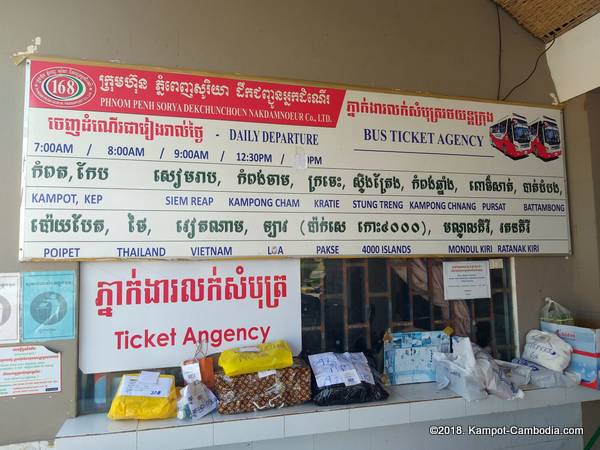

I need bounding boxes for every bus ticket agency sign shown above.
[19,58,570,260]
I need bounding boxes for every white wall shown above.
[546,13,600,101]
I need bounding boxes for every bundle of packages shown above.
[214,341,311,414]
[505,329,579,388]
[307,352,388,406]
[540,320,598,388]
[108,372,177,420]
[433,337,523,401]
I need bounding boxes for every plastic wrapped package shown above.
[214,357,311,414]
[472,345,523,400]
[434,357,487,401]
[434,338,523,401]
[511,358,579,388]
[495,360,531,386]
[383,330,450,384]
[108,374,177,420]
[433,338,487,401]
[522,329,572,372]
[218,340,293,377]
[308,352,389,406]
[540,297,574,325]
[176,380,218,420]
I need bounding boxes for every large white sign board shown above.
[20,58,570,260]
[79,259,301,373]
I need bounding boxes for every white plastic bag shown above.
[540,297,574,325]
[433,338,487,401]
[435,338,523,401]
[522,329,572,372]
[472,344,523,400]
[495,360,531,386]
[511,358,578,388]
[176,381,217,420]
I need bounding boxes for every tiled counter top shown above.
[52,384,600,450]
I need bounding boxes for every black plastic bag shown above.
[306,352,389,406]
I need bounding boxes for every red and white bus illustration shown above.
[489,113,531,159]
[528,116,562,160]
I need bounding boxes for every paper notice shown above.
[119,374,171,398]
[0,345,61,396]
[138,370,160,384]
[181,362,202,384]
[0,273,19,344]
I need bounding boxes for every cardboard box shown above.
[540,321,600,389]
[384,331,450,384]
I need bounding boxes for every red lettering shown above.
[182,326,197,345]
[94,268,287,318]
[247,327,259,340]
[169,327,176,346]
[131,334,142,349]
[260,326,270,343]
[156,332,169,347]
[115,330,127,349]
[223,328,235,342]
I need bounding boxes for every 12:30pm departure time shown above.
[236,152,273,163]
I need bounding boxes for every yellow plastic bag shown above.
[108,374,177,420]
[218,340,293,376]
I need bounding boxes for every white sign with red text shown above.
[442,260,491,300]
[20,58,570,260]
[79,259,301,373]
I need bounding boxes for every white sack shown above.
[522,329,572,372]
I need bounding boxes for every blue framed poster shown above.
[21,271,76,341]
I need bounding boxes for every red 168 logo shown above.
[31,66,96,107]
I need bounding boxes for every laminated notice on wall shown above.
[21,271,76,342]
[0,273,20,344]
[0,345,61,397]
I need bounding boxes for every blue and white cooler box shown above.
[384,331,450,385]
[540,321,600,390]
